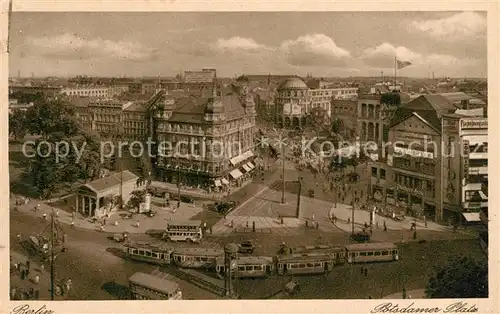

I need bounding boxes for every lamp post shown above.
[281,136,286,204]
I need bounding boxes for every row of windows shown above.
[174,255,214,262]
[129,249,169,259]
[278,262,324,269]
[349,250,397,257]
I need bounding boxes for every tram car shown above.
[171,247,224,269]
[215,256,274,278]
[291,245,346,266]
[275,252,336,275]
[345,242,399,263]
[122,241,174,266]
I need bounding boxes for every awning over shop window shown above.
[214,180,222,187]
[230,169,243,179]
[242,164,251,172]
[229,150,254,165]
[246,162,255,169]
[479,191,488,200]
[221,178,229,185]
[463,212,481,222]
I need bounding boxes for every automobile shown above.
[237,240,255,254]
[145,210,157,217]
[113,232,129,243]
[215,201,237,214]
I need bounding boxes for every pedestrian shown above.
[136,221,140,228]
[34,275,40,284]
[56,210,59,217]
[17,233,22,242]
[348,217,350,224]
[40,264,44,271]
[104,218,107,226]
[383,221,387,232]
[42,213,47,220]
[209,226,213,234]
[424,216,428,228]
[114,220,119,227]
[312,213,315,221]
[413,231,417,240]
[26,260,30,272]
[70,219,75,228]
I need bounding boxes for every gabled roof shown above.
[404,94,456,114]
[389,107,441,132]
[440,92,472,103]
[84,170,138,194]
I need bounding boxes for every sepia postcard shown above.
[1,1,498,313]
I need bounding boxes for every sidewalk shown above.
[10,250,69,300]
[11,195,205,234]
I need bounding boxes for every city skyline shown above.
[9,11,487,78]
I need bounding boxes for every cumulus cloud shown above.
[360,42,421,68]
[410,12,486,39]
[214,36,269,51]
[280,34,351,67]
[24,33,159,62]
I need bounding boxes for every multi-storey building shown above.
[274,77,310,129]
[61,86,110,98]
[108,85,130,97]
[372,94,457,222]
[357,95,384,144]
[123,103,148,141]
[331,99,358,139]
[9,84,62,97]
[151,85,257,191]
[441,113,487,223]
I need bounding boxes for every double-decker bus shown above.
[171,247,223,269]
[163,220,203,243]
[345,242,399,263]
[275,252,335,275]
[128,272,182,300]
[215,256,274,278]
[122,241,174,266]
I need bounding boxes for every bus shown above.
[171,247,223,269]
[122,241,174,266]
[345,242,399,264]
[215,256,274,278]
[163,220,203,243]
[129,272,182,300]
[275,252,335,275]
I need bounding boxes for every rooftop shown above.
[344,242,397,251]
[84,170,138,193]
[172,247,224,256]
[277,77,309,90]
[129,272,179,293]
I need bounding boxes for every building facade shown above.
[357,95,384,144]
[61,86,110,98]
[331,99,358,139]
[274,77,310,129]
[441,114,488,223]
[150,86,257,191]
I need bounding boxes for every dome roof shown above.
[277,77,308,90]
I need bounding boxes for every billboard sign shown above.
[283,103,291,115]
[291,104,302,115]
[460,118,487,135]
[463,140,470,184]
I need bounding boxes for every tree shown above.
[426,256,488,298]
[9,110,27,141]
[330,118,342,135]
[127,189,147,210]
[380,92,401,106]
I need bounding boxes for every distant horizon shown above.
[9,12,487,78]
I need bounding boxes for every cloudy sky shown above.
[9,11,487,78]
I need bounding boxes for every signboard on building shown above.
[442,117,460,135]
[460,118,488,135]
[394,146,434,159]
[283,103,291,115]
[291,104,301,115]
[463,140,470,184]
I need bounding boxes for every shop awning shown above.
[463,212,481,222]
[246,161,255,169]
[229,150,254,165]
[229,169,243,179]
[221,178,229,185]
[214,179,222,187]
[479,191,488,200]
[242,164,251,172]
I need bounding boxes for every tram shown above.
[345,242,399,263]
[122,241,174,266]
[163,220,203,243]
[215,256,274,278]
[171,247,224,269]
[275,252,336,275]
[291,245,346,265]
